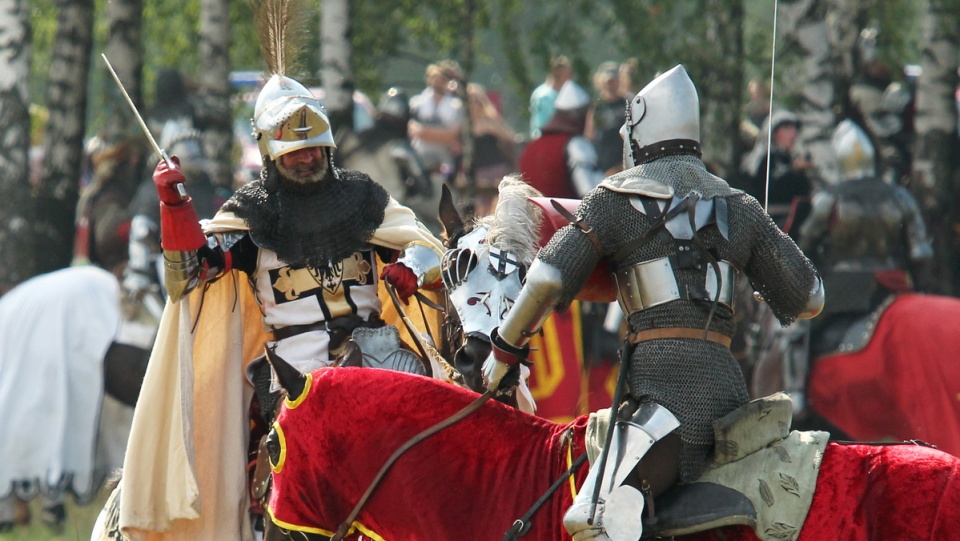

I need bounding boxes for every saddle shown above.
[336,325,463,385]
[588,393,828,541]
[338,325,431,376]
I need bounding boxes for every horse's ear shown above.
[264,346,307,402]
[438,184,465,247]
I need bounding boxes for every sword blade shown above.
[100,54,186,199]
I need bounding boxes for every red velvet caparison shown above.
[268,367,960,540]
[808,293,960,457]
[268,367,591,541]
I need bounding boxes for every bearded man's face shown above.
[276,146,328,184]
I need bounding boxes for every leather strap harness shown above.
[629,326,732,348]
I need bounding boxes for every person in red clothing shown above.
[518,80,605,199]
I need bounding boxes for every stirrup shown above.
[564,485,646,541]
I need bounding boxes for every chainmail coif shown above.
[223,164,390,269]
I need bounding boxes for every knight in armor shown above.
[798,119,932,360]
[73,136,145,274]
[484,65,824,541]
[117,66,444,538]
[154,71,444,412]
[337,87,441,234]
[518,80,606,199]
[123,119,227,304]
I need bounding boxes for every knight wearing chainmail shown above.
[154,73,444,419]
[483,65,824,541]
[115,4,445,538]
[798,119,931,359]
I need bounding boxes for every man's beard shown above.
[276,156,329,184]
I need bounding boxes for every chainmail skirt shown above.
[628,339,750,482]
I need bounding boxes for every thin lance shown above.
[100,53,186,200]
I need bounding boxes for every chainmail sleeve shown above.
[536,190,608,306]
[734,194,817,326]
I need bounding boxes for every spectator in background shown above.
[409,62,463,183]
[741,79,771,148]
[467,83,518,216]
[849,26,893,121]
[618,57,639,99]
[519,80,604,199]
[529,55,572,139]
[741,109,815,236]
[585,61,627,175]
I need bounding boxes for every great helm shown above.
[620,64,700,168]
[832,119,876,181]
[253,74,336,161]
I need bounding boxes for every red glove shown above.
[381,263,418,303]
[153,156,207,251]
[153,156,186,205]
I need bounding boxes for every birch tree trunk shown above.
[199,0,233,187]
[699,0,745,178]
[34,0,94,275]
[778,0,838,185]
[104,0,144,139]
[321,0,353,135]
[912,0,959,294]
[824,0,863,113]
[0,0,32,291]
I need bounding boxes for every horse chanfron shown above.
[439,176,543,409]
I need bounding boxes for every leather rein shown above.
[330,386,497,541]
[330,284,493,541]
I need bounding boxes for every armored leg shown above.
[564,402,680,541]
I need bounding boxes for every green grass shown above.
[0,487,110,541]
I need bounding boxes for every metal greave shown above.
[563,403,680,541]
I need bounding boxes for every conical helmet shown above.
[253,74,336,161]
[553,80,590,111]
[832,119,875,181]
[620,65,700,168]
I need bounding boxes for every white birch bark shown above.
[0,0,32,288]
[321,0,354,133]
[199,0,233,186]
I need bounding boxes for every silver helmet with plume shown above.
[253,75,335,161]
[251,0,335,162]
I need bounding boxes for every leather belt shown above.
[272,321,330,341]
[629,327,732,348]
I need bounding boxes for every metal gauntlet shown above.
[395,241,442,288]
[497,259,564,349]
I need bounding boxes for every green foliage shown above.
[0,487,111,541]
[871,1,922,69]
[25,0,940,141]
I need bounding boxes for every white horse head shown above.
[440,175,542,405]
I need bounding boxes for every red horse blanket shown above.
[268,368,960,541]
[684,441,960,540]
[808,293,960,457]
[268,367,590,541]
